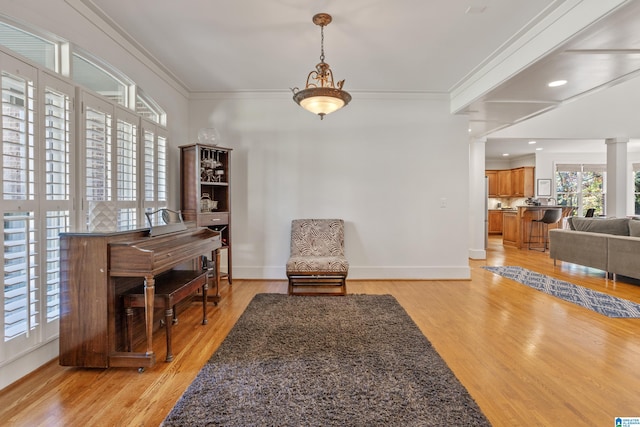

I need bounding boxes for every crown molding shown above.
[65,0,190,97]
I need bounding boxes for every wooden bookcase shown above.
[180,144,232,283]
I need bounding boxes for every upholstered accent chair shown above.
[286,219,349,295]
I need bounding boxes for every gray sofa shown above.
[549,217,640,281]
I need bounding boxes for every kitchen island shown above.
[503,205,574,249]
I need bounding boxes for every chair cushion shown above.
[286,255,349,275]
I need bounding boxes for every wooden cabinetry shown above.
[502,206,570,249]
[180,144,232,283]
[497,170,512,197]
[487,167,535,197]
[486,170,498,197]
[488,210,504,234]
[511,167,534,197]
[502,211,518,247]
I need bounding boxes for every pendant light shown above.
[291,13,352,120]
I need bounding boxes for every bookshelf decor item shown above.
[197,127,221,146]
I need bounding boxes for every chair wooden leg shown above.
[287,275,347,296]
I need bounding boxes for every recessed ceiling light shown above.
[528,140,536,144]
[536,147,543,151]
[548,80,567,87]
[502,153,509,157]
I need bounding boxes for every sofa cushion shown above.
[570,217,630,236]
[629,219,640,237]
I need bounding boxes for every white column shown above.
[469,137,487,259]
[605,137,628,217]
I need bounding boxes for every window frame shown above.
[555,163,606,216]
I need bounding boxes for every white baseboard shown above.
[1,339,58,391]
[234,265,471,280]
[468,248,487,259]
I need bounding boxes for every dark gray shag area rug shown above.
[161,293,491,426]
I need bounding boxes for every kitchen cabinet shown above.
[486,170,498,197]
[497,170,512,197]
[512,167,534,197]
[502,211,518,246]
[488,210,504,234]
[503,206,571,249]
[180,143,233,283]
[488,167,535,197]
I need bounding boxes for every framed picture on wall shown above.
[537,179,551,196]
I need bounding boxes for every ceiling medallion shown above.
[291,13,352,120]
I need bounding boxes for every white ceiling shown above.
[88,0,560,92]
[84,0,640,160]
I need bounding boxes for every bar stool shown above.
[528,209,563,252]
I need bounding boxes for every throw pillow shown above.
[629,219,640,237]
[571,217,630,235]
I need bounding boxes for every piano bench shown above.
[122,269,209,362]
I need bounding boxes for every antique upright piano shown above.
[59,225,221,369]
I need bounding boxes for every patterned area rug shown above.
[483,266,640,318]
[162,294,491,426]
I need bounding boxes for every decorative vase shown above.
[197,127,220,146]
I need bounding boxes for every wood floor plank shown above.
[1,236,639,426]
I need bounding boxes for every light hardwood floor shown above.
[1,236,639,426]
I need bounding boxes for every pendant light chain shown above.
[320,24,325,63]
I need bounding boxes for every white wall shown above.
[190,92,471,279]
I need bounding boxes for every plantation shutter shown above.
[1,60,39,355]
[42,76,73,334]
[115,109,138,230]
[141,120,167,225]
[83,93,113,231]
